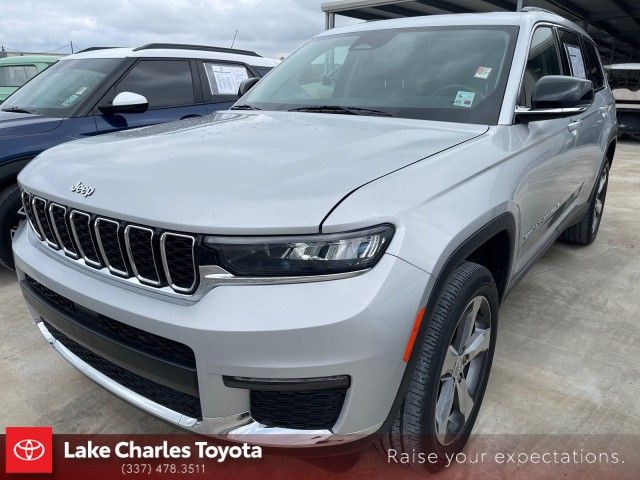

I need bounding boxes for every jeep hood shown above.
[19,111,486,234]
[0,110,63,139]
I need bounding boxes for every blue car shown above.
[0,44,276,268]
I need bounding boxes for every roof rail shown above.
[77,47,121,53]
[521,6,557,15]
[132,43,261,57]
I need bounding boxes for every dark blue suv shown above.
[0,43,275,268]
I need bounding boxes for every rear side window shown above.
[114,60,195,108]
[203,62,250,96]
[558,30,587,79]
[520,27,562,107]
[0,64,37,87]
[582,39,605,89]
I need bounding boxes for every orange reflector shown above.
[403,306,426,363]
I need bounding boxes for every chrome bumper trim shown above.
[36,321,351,446]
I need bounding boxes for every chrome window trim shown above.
[32,196,60,249]
[160,232,197,294]
[94,217,129,278]
[124,225,162,287]
[47,203,79,259]
[69,210,103,269]
[514,105,588,116]
[21,191,43,241]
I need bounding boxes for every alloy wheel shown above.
[592,165,609,234]
[435,296,492,446]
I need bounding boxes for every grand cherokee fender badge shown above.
[70,181,95,197]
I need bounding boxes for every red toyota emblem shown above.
[5,427,53,473]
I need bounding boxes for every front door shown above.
[512,26,583,272]
[94,59,207,133]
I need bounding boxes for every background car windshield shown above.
[2,58,119,116]
[607,67,640,91]
[240,26,517,124]
[0,65,37,87]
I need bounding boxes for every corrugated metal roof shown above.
[321,0,640,63]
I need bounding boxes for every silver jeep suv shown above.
[14,11,616,461]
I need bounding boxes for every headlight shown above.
[203,224,394,277]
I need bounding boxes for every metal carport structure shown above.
[321,0,640,63]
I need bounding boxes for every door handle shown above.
[568,120,581,132]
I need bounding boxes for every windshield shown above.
[1,58,120,116]
[0,65,38,87]
[607,68,640,92]
[238,26,518,124]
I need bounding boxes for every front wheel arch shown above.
[378,212,515,435]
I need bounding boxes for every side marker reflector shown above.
[403,306,426,363]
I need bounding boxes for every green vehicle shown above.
[0,55,59,102]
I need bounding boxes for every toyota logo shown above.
[13,439,46,462]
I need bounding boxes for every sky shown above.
[0,0,361,59]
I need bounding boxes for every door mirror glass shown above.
[516,75,594,122]
[238,77,260,97]
[100,91,149,114]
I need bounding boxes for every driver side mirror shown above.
[99,91,149,114]
[516,76,594,122]
[238,77,260,97]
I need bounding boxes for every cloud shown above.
[0,0,361,59]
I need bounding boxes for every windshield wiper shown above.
[231,104,261,110]
[1,106,37,114]
[288,105,392,117]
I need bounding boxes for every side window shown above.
[114,60,195,109]
[253,66,273,77]
[0,64,37,87]
[557,30,587,79]
[582,39,605,89]
[203,62,250,97]
[520,27,562,107]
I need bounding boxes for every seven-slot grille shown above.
[21,191,198,294]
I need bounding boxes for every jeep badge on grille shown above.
[70,181,95,197]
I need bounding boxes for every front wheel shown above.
[0,183,25,270]
[379,262,499,470]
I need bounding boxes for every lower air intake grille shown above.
[250,388,347,430]
[44,321,202,419]
[26,276,75,314]
[25,276,196,367]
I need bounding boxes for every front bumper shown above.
[14,224,430,445]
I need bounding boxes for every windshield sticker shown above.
[474,66,492,79]
[454,91,475,108]
[61,94,79,107]
[75,86,88,96]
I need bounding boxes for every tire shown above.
[377,262,499,471]
[559,161,609,246]
[0,183,24,270]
